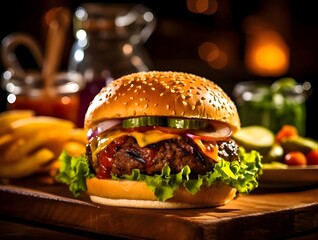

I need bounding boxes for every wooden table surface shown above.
[0,178,318,240]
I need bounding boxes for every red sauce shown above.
[96,136,159,179]
[10,95,80,125]
[96,150,113,179]
[96,137,126,179]
[144,148,157,170]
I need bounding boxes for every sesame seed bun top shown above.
[84,71,241,132]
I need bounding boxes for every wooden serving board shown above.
[0,179,318,240]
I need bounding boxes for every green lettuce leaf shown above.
[55,147,263,201]
[55,151,94,197]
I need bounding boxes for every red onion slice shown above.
[186,121,232,141]
[87,119,122,140]
[97,119,122,134]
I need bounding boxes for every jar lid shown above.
[2,70,84,96]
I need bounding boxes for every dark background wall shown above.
[1,0,317,138]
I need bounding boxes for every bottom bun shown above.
[86,178,237,209]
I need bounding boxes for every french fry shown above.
[38,158,60,173]
[10,116,75,138]
[0,133,17,154]
[0,110,87,180]
[0,148,55,179]
[2,138,26,163]
[3,129,70,163]
[63,141,86,156]
[68,128,88,144]
[0,110,35,135]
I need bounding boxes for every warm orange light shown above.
[255,45,286,71]
[198,42,219,61]
[61,96,71,105]
[198,41,228,69]
[187,0,218,15]
[245,30,289,76]
[208,50,228,69]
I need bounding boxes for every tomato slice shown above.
[186,132,230,142]
[186,122,232,141]
[154,126,189,135]
[122,126,154,133]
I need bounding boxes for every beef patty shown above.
[87,136,239,178]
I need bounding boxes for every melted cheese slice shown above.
[95,129,181,156]
[93,129,219,162]
[192,138,219,162]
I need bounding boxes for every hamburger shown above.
[56,71,262,208]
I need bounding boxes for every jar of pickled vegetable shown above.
[232,78,312,135]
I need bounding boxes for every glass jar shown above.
[68,3,156,126]
[232,79,312,135]
[1,70,84,124]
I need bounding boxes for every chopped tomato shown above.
[122,126,154,133]
[284,151,307,166]
[275,125,299,143]
[154,126,188,135]
[306,149,318,165]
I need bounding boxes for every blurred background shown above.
[1,0,317,138]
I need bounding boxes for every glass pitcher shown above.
[68,3,156,127]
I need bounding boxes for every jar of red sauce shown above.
[1,70,84,126]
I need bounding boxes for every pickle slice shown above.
[232,126,274,155]
[167,118,208,129]
[280,136,318,154]
[122,117,165,128]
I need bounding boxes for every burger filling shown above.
[56,118,263,200]
[86,118,239,180]
[86,135,239,179]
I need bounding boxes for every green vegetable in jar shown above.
[234,78,311,135]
